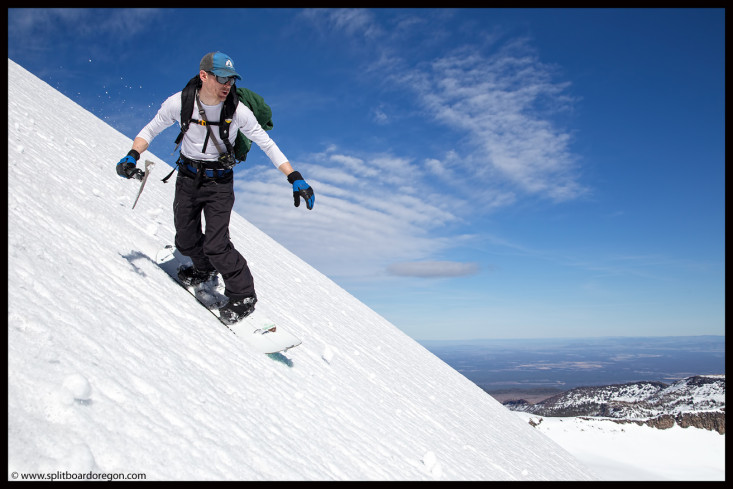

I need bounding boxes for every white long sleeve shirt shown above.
[136,91,288,166]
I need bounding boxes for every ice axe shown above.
[132,160,155,209]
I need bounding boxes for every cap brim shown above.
[211,68,242,80]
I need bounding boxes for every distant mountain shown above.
[504,375,725,434]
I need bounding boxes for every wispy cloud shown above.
[9,8,163,82]
[299,9,586,204]
[387,261,479,278]
[300,8,383,41]
[387,40,586,203]
[9,8,158,43]
[232,146,470,281]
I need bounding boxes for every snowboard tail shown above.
[155,245,301,354]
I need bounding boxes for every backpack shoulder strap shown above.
[172,75,202,151]
[180,75,202,129]
[218,87,239,147]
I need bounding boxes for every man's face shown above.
[200,70,233,102]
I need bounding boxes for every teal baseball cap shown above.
[199,51,242,80]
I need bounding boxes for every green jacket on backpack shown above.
[234,87,274,162]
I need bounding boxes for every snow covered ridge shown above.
[8,57,597,480]
[504,375,725,434]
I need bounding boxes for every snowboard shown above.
[155,245,301,354]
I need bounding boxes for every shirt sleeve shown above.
[233,104,289,168]
[135,92,181,144]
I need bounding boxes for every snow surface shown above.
[515,414,725,481]
[7,58,596,481]
[7,57,723,481]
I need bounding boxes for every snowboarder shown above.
[116,51,315,325]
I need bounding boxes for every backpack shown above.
[174,75,274,164]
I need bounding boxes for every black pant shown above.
[173,170,255,301]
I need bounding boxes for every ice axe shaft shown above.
[132,160,155,209]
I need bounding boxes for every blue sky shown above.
[8,8,725,340]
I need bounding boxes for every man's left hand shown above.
[287,171,315,210]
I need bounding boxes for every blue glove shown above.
[287,171,315,210]
[116,150,144,180]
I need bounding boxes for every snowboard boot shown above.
[218,296,257,325]
[177,265,218,286]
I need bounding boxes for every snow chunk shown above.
[322,345,336,364]
[62,374,92,402]
[421,450,443,478]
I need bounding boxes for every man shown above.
[116,51,314,325]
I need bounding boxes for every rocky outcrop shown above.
[579,411,725,434]
[506,375,725,434]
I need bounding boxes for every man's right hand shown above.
[116,150,144,180]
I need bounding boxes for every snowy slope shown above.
[515,414,725,481]
[7,58,596,481]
